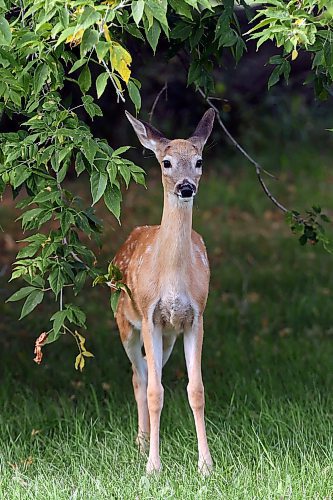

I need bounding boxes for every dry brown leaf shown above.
[33,332,48,365]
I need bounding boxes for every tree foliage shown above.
[0,0,332,367]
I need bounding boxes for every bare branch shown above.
[197,88,301,219]
[255,168,289,214]
[198,88,276,179]
[148,83,168,125]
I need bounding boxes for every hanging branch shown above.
[198,88,333,252]
[197,88,294,215]
[141,83,168,157]
[198,89,277,180]
[148,83,168,125]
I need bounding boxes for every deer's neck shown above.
[156,192,193,275]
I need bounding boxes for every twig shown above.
[102,60,125,103]
[142,83,168,155]
[255,169,288,214]
[148,83,168,124]
[198,88,300,219]
[59,287,63,311]
[198,88,276,179]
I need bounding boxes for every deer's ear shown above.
[189,108,215,150]
[125,111,168,153]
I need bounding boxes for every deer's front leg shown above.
[142,318,163,474]
[184,315,213,475]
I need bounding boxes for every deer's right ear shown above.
[125,111,168,153]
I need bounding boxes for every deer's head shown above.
[125,109,215,203]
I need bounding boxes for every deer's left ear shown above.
[189,108,215,150]
[125,111,168,153]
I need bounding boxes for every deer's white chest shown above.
[153,287,195,333]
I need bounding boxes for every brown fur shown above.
[111,109,215,474]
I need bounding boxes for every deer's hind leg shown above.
[117,310,149,453]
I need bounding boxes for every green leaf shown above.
[119,164,131,187]
[19,290,44,319]
[320,214,331,223]
[51,310,68,336]
[49,266,65,297]
[81,28,99,57]
[146,0,168,27]
[77,5,101,30]
[268,65,283,89]
[0,16,12,46]
[34,63,50,94]
[125,23,145,41]
[45,329,61,344]
[82,138,98,164]
[68,304,86,327]
[13,168,31,189]
[96,72,109,99]
[145,19,161,53]
[104,183,122,221]
[170,0,193,19]
[187,60,201,85]
[107,161,117,185]
[57,161,69,183]
[132,171,146,186]
[113,146,131,156]
[7,286,36,302]
[74,271,87,295]
[60,210,73,234]
[75,152,86,176]
[32,189,58,204]
[95,41,110,61]
[78,65,92,93]
[17,239,43,258]
[82,95,103,119]
[110,290,121,315]
[132,0,145,25]
[69,58,87,74]
[59,7,69,28]
[90,170,108,205]
[20,208,44,228]
[127,81,141,113]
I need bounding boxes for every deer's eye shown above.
[196,159,203,168]
[163,160,172,168]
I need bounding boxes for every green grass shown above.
[0,130,333,498]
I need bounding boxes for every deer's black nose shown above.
[176,181,196,199]
[180,187,194,198]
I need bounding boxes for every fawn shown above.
[113,109,215,474]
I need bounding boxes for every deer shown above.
[112,108,215,475]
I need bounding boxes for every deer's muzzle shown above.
[175,180,196,199]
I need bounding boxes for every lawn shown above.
[0,117,332,499]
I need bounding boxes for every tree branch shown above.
[148,83,168,125]
[198,88,276,179]
[198,88,298,218]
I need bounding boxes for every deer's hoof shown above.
[146,459,162,475]
[198,457,213,476]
